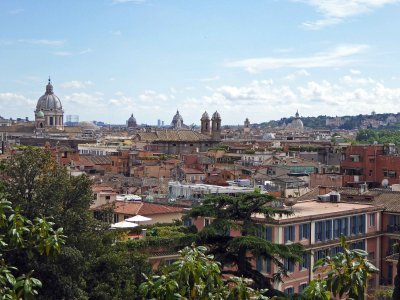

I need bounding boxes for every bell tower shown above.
[211,111,221,140]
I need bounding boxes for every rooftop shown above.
[253,199,379,223]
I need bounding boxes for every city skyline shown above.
[1,0,400,124]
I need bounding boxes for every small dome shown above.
[79,121,99,130]
[212,111,221,120]
[127,113,137,128]
[35,110,44,118]
[201,111,209,120]
[128,113,136,122]
[36,79,63,111]
[171,110,184,128]
[288,110,304,131]
[172,110,183,122]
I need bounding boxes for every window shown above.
[315,221,323,242]
[315,220,332,242]
[358,215,365,233]
[183,218,193,226]
[204,218,210,227]
[350,240,365,250]
[284,225,295,243]
[314,249,329,261]
[266,227,273,241]
[105,195,110,200]
[331,246,343,256]
[368,252,375,260]
[369,213,375,227]
[299,223,310,240]
[284,258,295,273]
[255,256,271,273]
[383,169,396,177]
[325,220,332,240]
[300,253,310,270]
[334,218,348,238]
[299,283,308,293]
[284,287,294,295]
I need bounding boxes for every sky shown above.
[1,0,400,125]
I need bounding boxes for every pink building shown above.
[192,187,385,296]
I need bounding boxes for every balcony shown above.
[387,224,400,234]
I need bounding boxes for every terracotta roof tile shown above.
[113,201,184,216]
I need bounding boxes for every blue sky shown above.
[1,0,400,125]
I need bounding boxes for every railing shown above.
[387,224,400,233]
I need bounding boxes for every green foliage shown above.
[372,287,393,300]
[244,149,256,154]
[125,234,197,252]
[0,198,65,299]
[208,144,229,152]
[311,235,379,300]
[140,244,270,300]
[301,279,330,300]
[356,129,400,145]
[0,147,150,299]
[189,193,304,296]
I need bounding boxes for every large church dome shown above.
[36,79,63,111]
[288,110,304,131]
[34,78,64,130]
[171,110,184,129]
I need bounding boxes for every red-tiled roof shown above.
[113,201,184,216]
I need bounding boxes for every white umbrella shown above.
[125,215,152,222]
[111,220,139,229]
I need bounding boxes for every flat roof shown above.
[253,200,378,223]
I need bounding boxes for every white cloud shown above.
[183,75,400,123]
[226,44,368,73]
[18,39,65,46]
[61,80,94,89]
[298,0,400,29]
[341,75,375,85]
[51,48,92,56]
[200,75,220,82]
[0,93,35,116]
[350,69,362,75]
[284,69,310,80]
[302,18,341,30]
[138,90,174,103]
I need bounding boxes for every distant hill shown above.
[256,112,400,130]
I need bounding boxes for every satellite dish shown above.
[382,179,389,188]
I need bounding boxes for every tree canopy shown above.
[0,147,151,299]
[0,198,65,299]
[189,192,304,297]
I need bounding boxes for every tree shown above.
[0,198,65,299]
[311,235,379,300]
[0,147,150,299]
[392,243,400,300]
[140,244,269,300]
[189,192,304,297]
